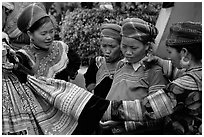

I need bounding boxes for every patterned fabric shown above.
[159,59,186,82]
[2,69,42,135]
[102,67,202,134]
[103,90,174,121]
[18,41,69,78]
[84,56,120,98]
[121,18,158,43]
[122,100,143,121]
[27,75,93,134]
[3,69,94,135]
[101,23,121,42]
[95,56,118,86]
[166,21,202,46]
[163,68,202,134]
[172,67,202,91]
[106,60,168,101]
[146,89,175,119]
[104,59,168,134]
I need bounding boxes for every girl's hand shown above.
[99,120,122,129]
[140,54,159,69]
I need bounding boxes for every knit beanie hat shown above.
[166,21,202,46]
[17,3,49,33]
[101,23,122,42]
[121,18,158,43]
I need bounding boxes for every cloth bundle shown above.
[2,69,93,135]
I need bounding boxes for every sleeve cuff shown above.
[147,89,174,119]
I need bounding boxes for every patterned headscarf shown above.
[17,3,49,33]
[101,23,121,42]
[121,18,158,44]
[166,21,202,46]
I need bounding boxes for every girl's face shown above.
[101,37,121,63]
[29,21,55,50]
[166,46,182,69]
[121,37,148,64]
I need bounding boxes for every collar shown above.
[31,43,51,52]
[121,58,144,72]
[132,61,142,72]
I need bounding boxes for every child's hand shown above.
[140,54,159,69]
[86,83,96,93]
[100,121,126,134]
[142,54,158,63]
[99,120,122,129]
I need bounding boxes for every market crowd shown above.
[2,2,202,135]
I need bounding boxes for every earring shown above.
[180,57,190,68]
[30,38,34,44]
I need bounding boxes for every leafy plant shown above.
[60,2,162,66]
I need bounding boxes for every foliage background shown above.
[58,2,162,66]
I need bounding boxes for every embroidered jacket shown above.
[102,66,202,135]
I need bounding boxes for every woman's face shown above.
[121,37,148,64]
[29,21,55,50]
[166,46,182,69]
[101,37,121,63]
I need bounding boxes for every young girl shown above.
[103,18,169,134]
[12,3,79,82]
[84,23,123,98]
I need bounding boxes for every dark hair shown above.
[168,42,202,61]
[28,16,52,33]
[166,21,202,61]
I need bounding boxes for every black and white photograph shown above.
[2,1,202,135]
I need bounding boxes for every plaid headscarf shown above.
[101,23,122,42]
[166,21,202,46]
[121,18,158,43]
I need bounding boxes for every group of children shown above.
[84,18,202,134]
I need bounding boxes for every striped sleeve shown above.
[160,59,173,78]
[146,89,175,119]
[102,89,176,122]
[124,121,143,132]
[159,59,184,80]
[172,75,200,91]
[122,100,143,121]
